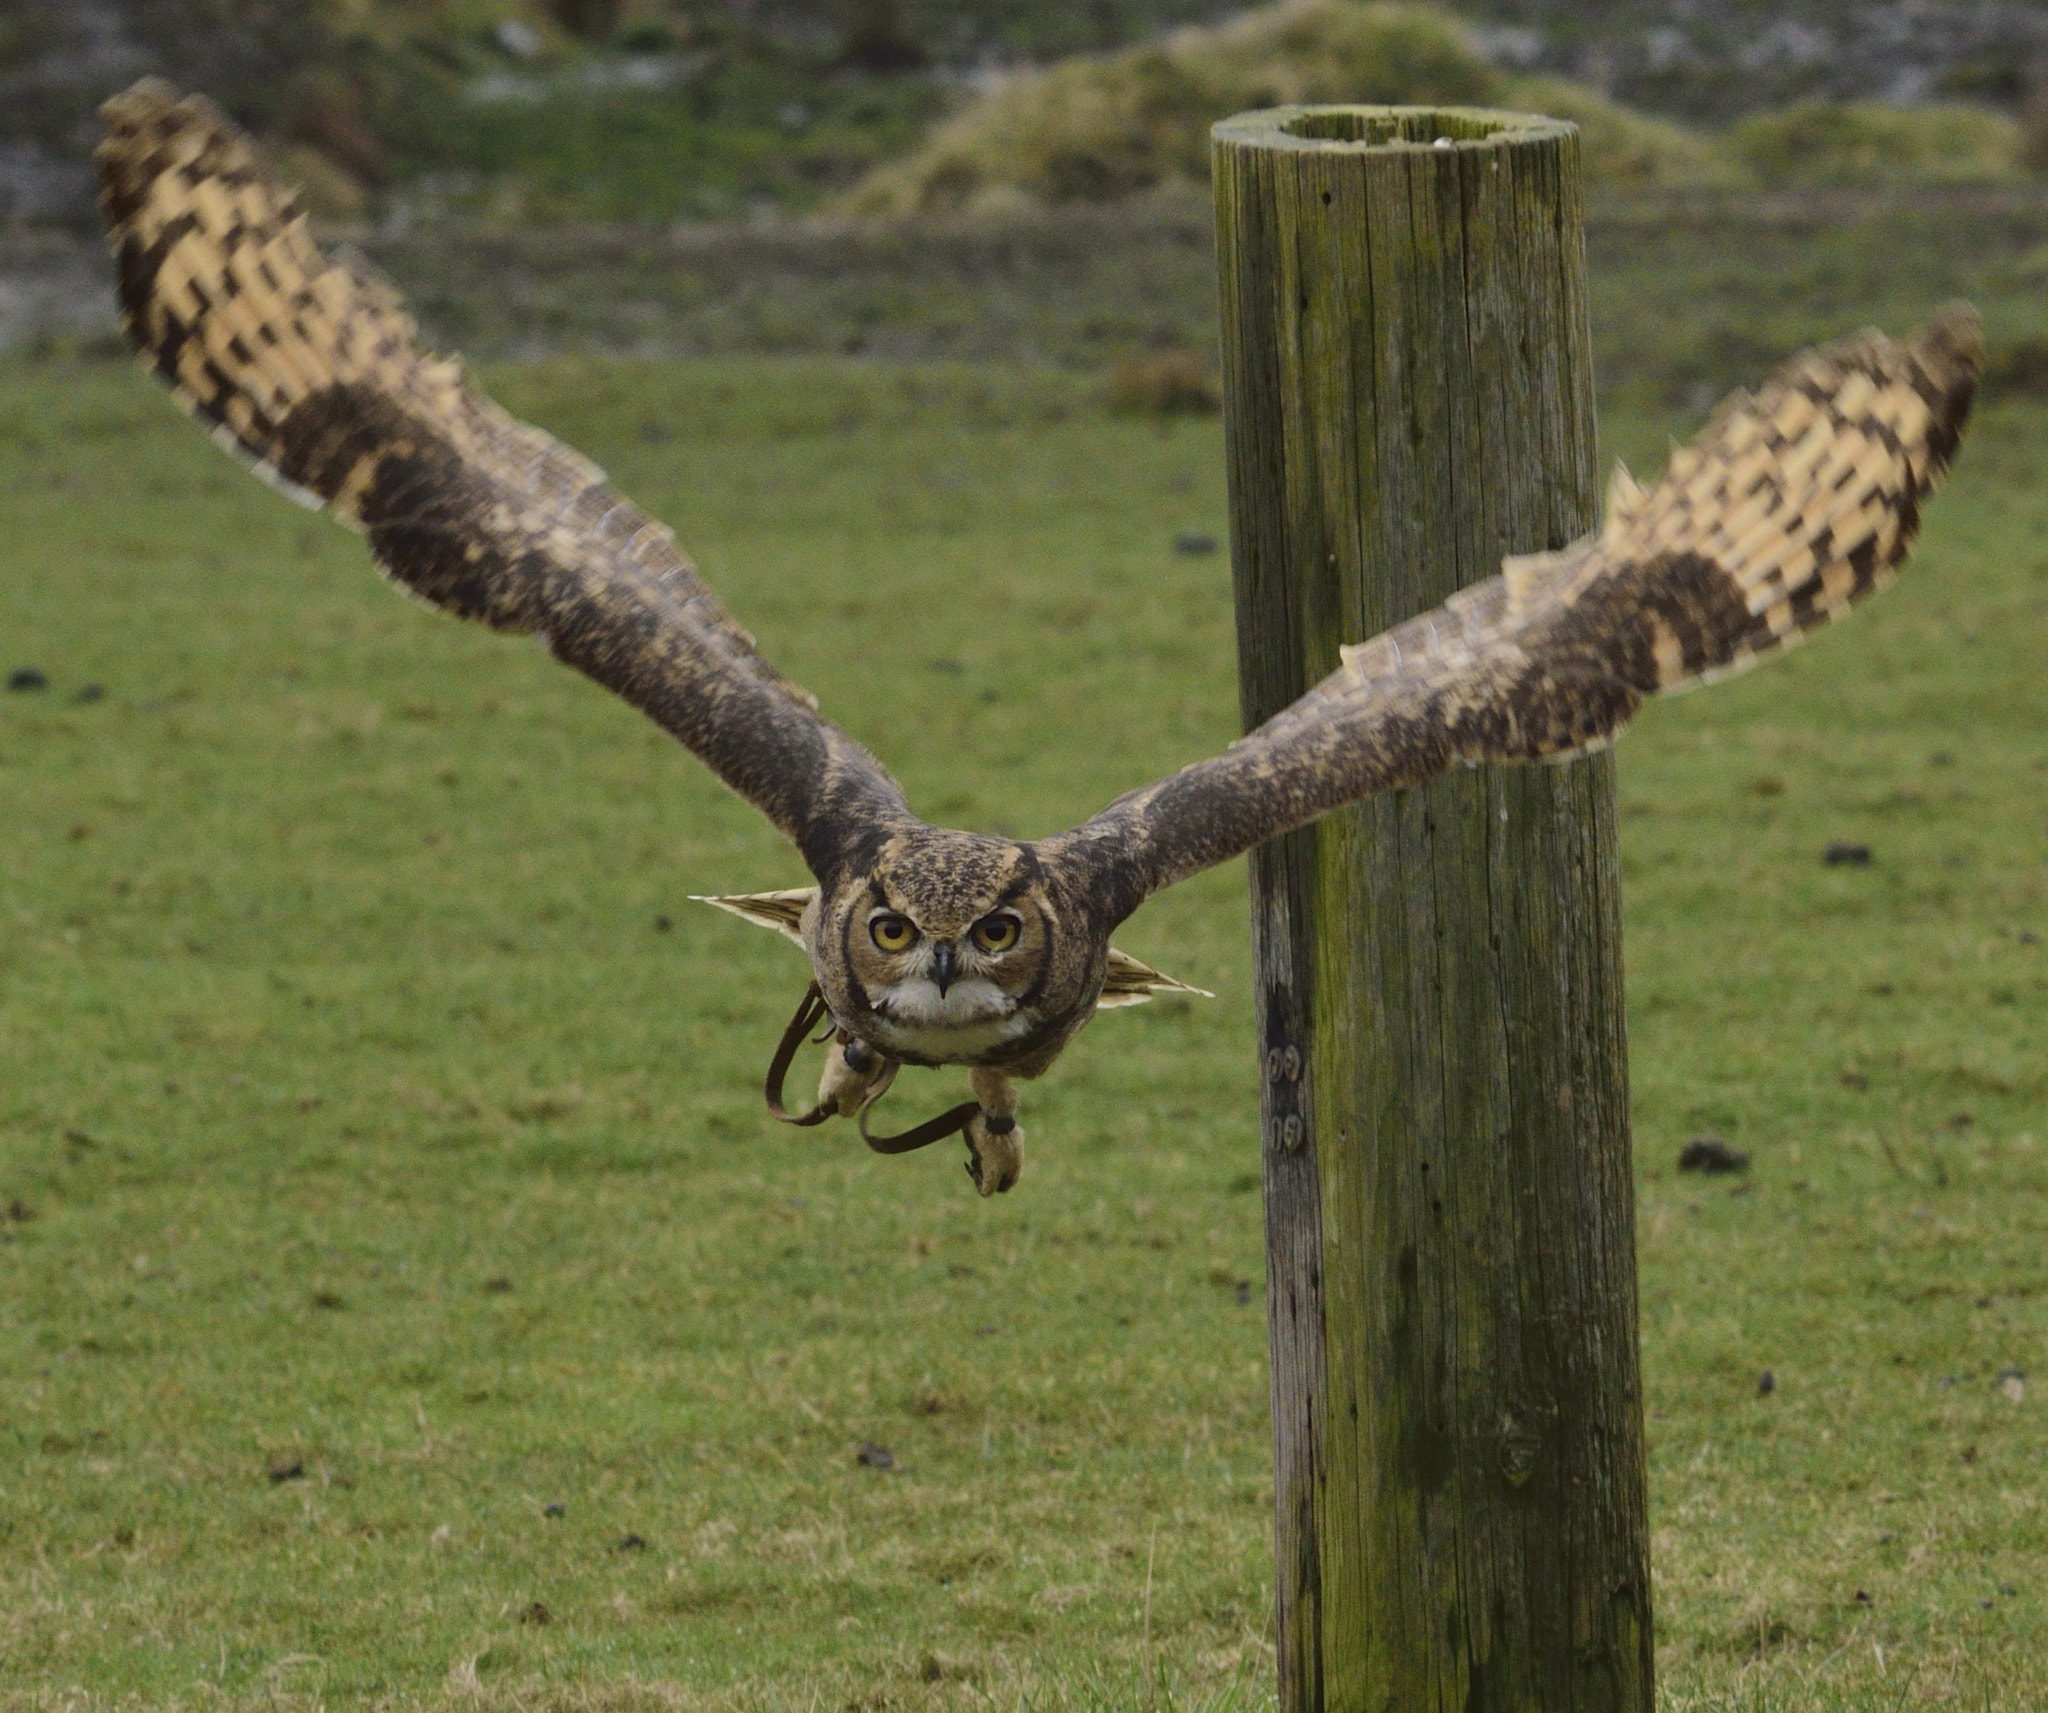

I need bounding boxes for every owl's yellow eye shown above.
[971,913,1022,954]
[869,913,917,953]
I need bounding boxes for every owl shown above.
[96,81,1980,1195]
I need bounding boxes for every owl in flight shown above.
[98,81,1979,1195]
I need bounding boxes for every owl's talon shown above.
[817,1034,896,1118]
[965,1067,1022,1196]
[964,1111,1023,1196]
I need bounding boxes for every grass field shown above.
[364,186,2048,401]
[18,188,2048,400]
[0,347,2042,1710]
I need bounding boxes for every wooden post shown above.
[1213,108,1651,1710]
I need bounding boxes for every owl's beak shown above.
[931,942,958,996]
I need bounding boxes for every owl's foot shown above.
[817,1034,897,1119]
[760,984,1020,1193]
[764,983,905,1127]
[965,1069,1023,1196]
[964,1112,1023,1196]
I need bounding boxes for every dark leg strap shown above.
[764,982,833,1127]
[858,1094,982,1156]
[761,981,983,1154]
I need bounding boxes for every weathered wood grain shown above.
[1214,106,1651,1712]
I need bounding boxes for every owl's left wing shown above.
[96,80,913,881]
[1047,308,1980,922]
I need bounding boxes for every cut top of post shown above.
[1208,100,1596,713]
[1212,103,1574,157]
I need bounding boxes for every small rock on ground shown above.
[1678,1136,1749,1174]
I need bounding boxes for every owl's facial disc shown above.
[865,903,1024,1023]
[816,829,1079,1067]
[848,896,1046,1058]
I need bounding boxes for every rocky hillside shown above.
[1454,0,2048,124]
[4,0,2045,228]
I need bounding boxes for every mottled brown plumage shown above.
[1047,311,1981,911]
[96,77,909,882]
[98,81,1980,1195]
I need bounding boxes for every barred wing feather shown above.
[1054,308,1981,916]
[96,79,912,882]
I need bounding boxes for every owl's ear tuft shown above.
[692,888,817,947]
[1098,945,1213,1009]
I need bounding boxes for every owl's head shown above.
[824,830,1069,1068]
[699,827,1201,1077]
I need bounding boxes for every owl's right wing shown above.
[97,80,913,881]
[1049,308,1981,922]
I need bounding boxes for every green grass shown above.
[0,351,2042,1710]
[291,186,2048,409]
[375,62,949,224]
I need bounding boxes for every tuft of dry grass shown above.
[1726,101,2025,190]
[1107,351,1219,418]
[838,2,1484,217]
[837,0,1748,218]
[1496,74,1745,191]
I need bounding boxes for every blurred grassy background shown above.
[16,3,2048,416]
[3,2,2047,1708]
[340,181,2048,413]
[11,0,2048,228]
[0,343,2043,1712]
